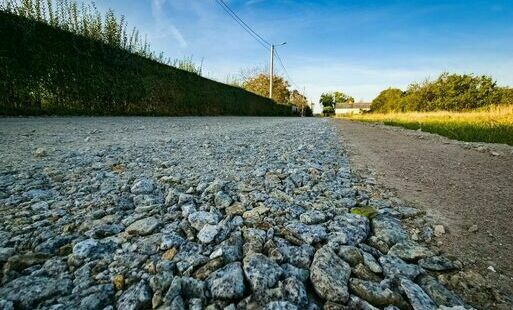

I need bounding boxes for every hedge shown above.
[0,12,293,116]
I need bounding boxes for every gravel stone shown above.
[283,277,308,307]
[337,245,364,266]
[310,245,351,303]
[264,301,298,310]
[328,213,370,245]
[197,224,220,244]
[0,276,72,309]
[362,251,382,274]
[400,278,437,310]
[0,117,466,309]
[117,280,152,310]
[417,275,465,307]
[418,256,461,271]
[206,262,245,299]
[214,191,233,208]
[284,222,327,245]
[388,240,435,262]
[125,217,161,236]
[188,211,220,231]
[243,253,283,291]
[371,215,408,246]
[349,278,408,308]
[0,247,15,262]
[33,147,48,157]
[130,178,155,194]
[379,255,422,279]
[72,239,98,259]
[299,210,327,224]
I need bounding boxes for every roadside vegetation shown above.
[369,73,513,113]
[346,105,513,146]
[0,0,202,71]
[0,1,292,116]
[229,67,313,115]
[334,73,513,145]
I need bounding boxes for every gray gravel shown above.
[0,117,468,309]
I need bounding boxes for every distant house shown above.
[335,102,371,115]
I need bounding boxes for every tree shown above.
[242,73,290,103]
[303,105,313,116]
[333,91,354,104]
[500,87,513,104]
[319,93,335,116]
[370,88,403,112]
[289,90,309,115]
[319,92,335,108]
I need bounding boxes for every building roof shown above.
[335,102,371,109]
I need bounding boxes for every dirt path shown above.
[335,119,513,308]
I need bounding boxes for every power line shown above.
[216,0,271,47]
[214,0,270,50]
[213,0,306,100]
[274,49,299,90]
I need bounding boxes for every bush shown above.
[370,88,403,113]
[303,105,313,117]
[0,12,292,116]
[323,106,335,116]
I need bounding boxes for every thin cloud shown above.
[151,0,187,48]
[245,0,266,5]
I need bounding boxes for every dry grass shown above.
[343,105,513,145]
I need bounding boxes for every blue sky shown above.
[95,0,513,109]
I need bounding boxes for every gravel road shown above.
[0,117,470,309]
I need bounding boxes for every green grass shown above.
[343,105,513,146]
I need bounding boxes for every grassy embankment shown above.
[0,12,292,116]
[343,105,513,146]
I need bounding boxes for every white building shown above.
[335,102,371,115]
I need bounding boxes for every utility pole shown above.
[269,42,286,100]
[301,86,306,117]
[269,44,274,99]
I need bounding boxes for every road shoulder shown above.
[335,118,513,309]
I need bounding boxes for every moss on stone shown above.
[351,206,378,219]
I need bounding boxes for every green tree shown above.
[499,87,513,104]
[333,91,354,104]
[242,73,290,103]
[370,88,403,112]
[319,93,335,116]
[319,92,335,108]
[370,73,506,112]
[289,89,308,113]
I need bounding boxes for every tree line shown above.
[370,73,513,113]
[317,73,513,114]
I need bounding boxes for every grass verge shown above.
[342,105,513,146]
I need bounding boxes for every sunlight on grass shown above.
[342,105,513,146]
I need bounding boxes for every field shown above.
[343,105,513,146]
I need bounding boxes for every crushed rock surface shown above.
[0,117,475,309]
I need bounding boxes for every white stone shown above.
[434,225,445,237]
